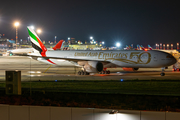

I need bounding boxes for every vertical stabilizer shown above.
[53,40,64,50]
[148,45,153,50]
[27,26,47,57]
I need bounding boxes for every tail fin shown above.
[53,40,64,50]
[148,45,153,50]
[27,26,47,57]
[140,45,144,50]
[126,45,129,50]
[137,45,140,50]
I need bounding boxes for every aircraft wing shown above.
[29,54,111,63]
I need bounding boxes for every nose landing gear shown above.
[160,67,166,76]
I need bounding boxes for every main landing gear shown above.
[173,65,180,71]
[173,68,180,71]
[99,68,110,74]
[78,70,90,75]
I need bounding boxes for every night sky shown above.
[0,0,180,47]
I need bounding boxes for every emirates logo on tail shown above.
[27,26,47,57]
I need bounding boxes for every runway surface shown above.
[0,56,180,81]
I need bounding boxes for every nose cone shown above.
[171,55,177,65]
[164,53,177,66]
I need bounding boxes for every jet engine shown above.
[84,61,103,73]
[122,67,139,71]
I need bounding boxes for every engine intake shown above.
[84,61,103,73]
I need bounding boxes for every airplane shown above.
[140,45,145,50]
[52,40,64,50]
[125,45,137,50]
[146,45,180,71]
[9,40,64,55]
[27,26,177,76]
[148,45,153,50]
[137,45,149,51]
[126,45,130,50]
[8,48,33,55]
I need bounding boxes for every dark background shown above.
[0,0,179,47]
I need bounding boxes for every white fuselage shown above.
[31,50,177,68]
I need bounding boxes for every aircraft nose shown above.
[166,54,177,65]
[172,56,177,65]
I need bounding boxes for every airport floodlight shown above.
[102,41,105,44]
[116,43,121,47]
[90,36,93,40]
[109,110,118,114]
[177,43,179,50]
[14,21,20,49]
[37,29,42,34]
[14,22,20,27]
[68,37,70,40]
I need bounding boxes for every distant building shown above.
[0,37,13,49]
[63,44,100,50]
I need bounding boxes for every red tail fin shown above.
[53,40,64,50]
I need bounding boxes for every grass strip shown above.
[0,80,180,96]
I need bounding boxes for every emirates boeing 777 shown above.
[27,26,176,76]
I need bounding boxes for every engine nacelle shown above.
[84,61,103,73]
[122,67,139,71]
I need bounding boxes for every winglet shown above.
[27,26,47,57]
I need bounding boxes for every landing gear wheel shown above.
[161,67,166,76]
[78,71,89,75]
[160,73,165,76]
[86,72,90,75]
[107,70,110,74]
[78,71,81,75]
[81,71,84,75]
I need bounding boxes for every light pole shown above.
[14,22,20,49]
[177,43,179,50]
[167,44,169,50]
[171,44,173,50]
[163,44,165,50]
[55,36,57,43]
